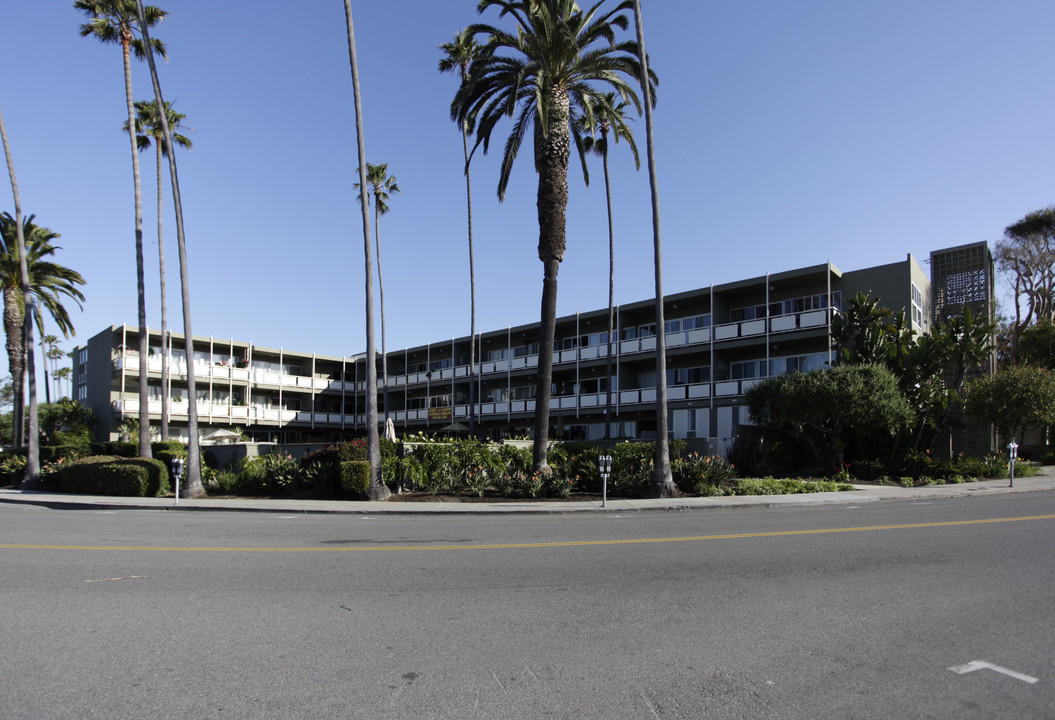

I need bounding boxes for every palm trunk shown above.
[0,107,40,485]
[41,337,50,405]
[120,36,152,459]
[344,0,389,500]
[134,0,202,495]
[463,122,477,438]
[375,203,388,424]
[603,149,614,441]
[632,0,676,496]
[156,142,169,441]
[4,289,24,448]
[531,88,571,472]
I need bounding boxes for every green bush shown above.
[672,452,736,495]
[210,469,240,495]
[340,460,370,497]
[54,455,169,497]
[730,477,854,495]
[611,441,654,496]
[0,452,27,485]
[1042,452,1055,466]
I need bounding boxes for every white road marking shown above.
[948,660,1039,684]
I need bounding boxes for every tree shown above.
[1015,321,1055,369]
[831,291,892,365]
[439,30,482,437]
[55,366,73,400]
[125,98,191,442]
[626,0,676,495]
[578,92,639,441]
[77,0,167,460]
[343,0,389,501]
[133,0,204,496]
[996,207,1055,350]
[39,334,60,403]
[967,365,1055,444]
[0,213,85,448]
[453,0,653,472]
[354,162,400,424]
[0,108,42,486]
[746,364,915,470]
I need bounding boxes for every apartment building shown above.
[75,244,982,454]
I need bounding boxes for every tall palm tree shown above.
[0,213,86,470]
[39,334,60,403]
[439,30,482,438]
[0,108,42,485]
[579,92,640,441]
[355,162,400,424]
[46,341,67,401]
[133,0,205,497]
[453,0,654,471]
[77,0,167,460]
[125,98,192,442]
[630,0,675,496]
[343,0,389,501]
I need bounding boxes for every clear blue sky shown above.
[3,1,1053,369]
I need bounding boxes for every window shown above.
[667,366,710,385]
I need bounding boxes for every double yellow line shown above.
[2,514,1053,553]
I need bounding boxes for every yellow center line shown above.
[2,514,1053,553]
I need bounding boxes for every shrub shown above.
[340,461,370,497]
[210,469,240,495]
[611,441,654,496]
[0,452,27,485]
[730,477,854,495]
[672,452,736,495]
[1043,452,1055,466]
[54,455,169,497]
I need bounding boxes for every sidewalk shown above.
[2,467,1053,515]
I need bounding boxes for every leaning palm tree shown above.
[77,0,167,460]
[132,0,205,497]
[578,92,640,441]
[0,213,86,476]
[0,108,42,485]
[439,30,482,437]
[355,162,400,424]
[453,0,654,472]
[125,98,192,442]
[343,1,389,500]
[630,0,675,496]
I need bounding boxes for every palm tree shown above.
[125,98,192,441]
[629,0,675,496]
[0,108,42,485]
[439,30,482,438]
[39,334,60,403]
[77,0,167,460]
[453,0,654,472]
[132,0,205,497]
[343,0,389,500]
[355,162,400,424]
[578,92,640,440]
[0,213,86,471]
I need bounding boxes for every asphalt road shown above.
[2,493,1054,719]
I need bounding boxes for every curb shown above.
[2,474,1053,516]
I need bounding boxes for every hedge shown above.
[55,455,170,497]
